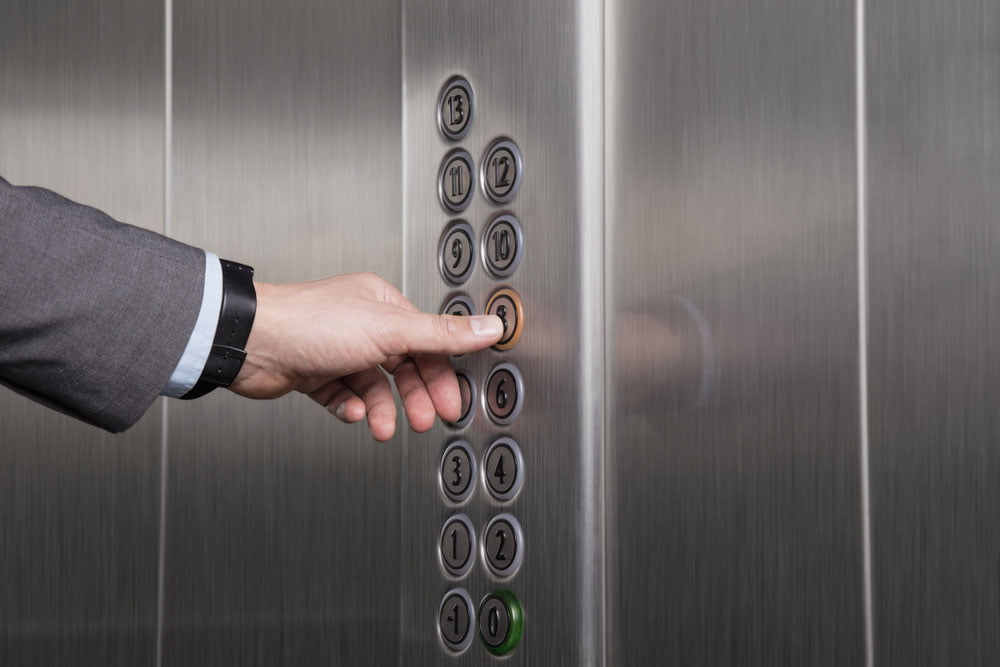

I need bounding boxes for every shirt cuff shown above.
[161,252,223,398]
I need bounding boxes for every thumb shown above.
[392,313,504,356]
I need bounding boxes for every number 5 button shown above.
[483,437,524,502]
[484,288,524,351]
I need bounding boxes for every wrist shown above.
[229,281,288,398]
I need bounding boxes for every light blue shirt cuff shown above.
[161,252,223,398]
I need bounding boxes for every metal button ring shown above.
[438,221,476,285]
[481,212,524,278]
[438,149,475,213]
[481,138,523,204]
[437,76,475,141]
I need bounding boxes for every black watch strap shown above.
[180,259,257,400]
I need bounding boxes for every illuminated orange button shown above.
[484,288,524,351]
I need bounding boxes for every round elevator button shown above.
[484,362,524,425]
[440,440,475,504]
[482,513,524,578]
[447,370,476,429]
[439,149,475,213]
[438,221,476,285]
[481,138,523,204]
[484,288,524,351]
[439,514,476,578]
[437,76,474,141]
[478,589,524,656]
[439,588,475,653]
[440,293,475,318]
[482,213,524,277]
[483,437,524,502]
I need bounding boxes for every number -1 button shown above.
[438,588,475,653]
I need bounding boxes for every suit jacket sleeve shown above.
[0,176,205,432]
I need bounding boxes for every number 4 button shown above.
[484,437,524,502]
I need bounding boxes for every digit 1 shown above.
[449,165,464,198]
[489,606,500,638]
[450,528,459,560]
[449,604,461,637]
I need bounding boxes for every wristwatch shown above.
[180,259,256,400]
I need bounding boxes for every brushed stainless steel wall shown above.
[163,1,402,665]
[400,0,604,664]
[868,1,1000,664]
[605,1,865,664]
[0,2,164,664]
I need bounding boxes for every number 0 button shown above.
[439,588,475,653]
[484,362,524,425]
[482,213,524,278]
[482,513,524,578]
[439,149,475,213]
[483,437,524,502]
[440,441,475,503]
[484,288,524,351]
[478,589,524,656]
[438,221,476,285]
[481,138,523,204]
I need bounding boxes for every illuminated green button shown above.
[478,589,523,656]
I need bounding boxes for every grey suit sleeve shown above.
[0,176,205,432]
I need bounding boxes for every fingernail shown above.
[334,402,346,419]
[470,315,503,337]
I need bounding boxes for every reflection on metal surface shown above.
[606,0,865,665]
[0,1,164,663]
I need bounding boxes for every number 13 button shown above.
[484,437,524,502]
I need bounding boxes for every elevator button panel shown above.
[438,149,475,212]
[478,589,524,656]
[440,440,476,503]
[484,362,524,425]
[429,76,525,657]
[440,514,476,578]
[484,288,524,351]
[437,76,474,141]
[481,138,523,204]
[438,221,476,285]
[447,370,476,429]
[482,213,523,277]
[483,437,524,502]
[439,588,475,653]
[483,513,524,578]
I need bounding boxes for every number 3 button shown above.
[438,221,476,285]
[484,362,524,425]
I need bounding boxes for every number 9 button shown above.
[438,221,476,285]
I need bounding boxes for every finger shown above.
[387,358,438,433]
[344,367,397,442]
[413,353,462,424]
[306,380,366,423]
[384,313,505,358]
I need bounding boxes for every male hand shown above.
[228,273,503,441]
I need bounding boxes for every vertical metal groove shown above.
[155,1,172,665]
[856,0,875,664]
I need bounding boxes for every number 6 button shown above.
[482,513,524,578]
[484,362,524,425]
